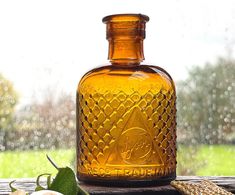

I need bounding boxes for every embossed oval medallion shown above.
[117,127,153,164]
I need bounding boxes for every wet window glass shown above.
[0,0,234,177]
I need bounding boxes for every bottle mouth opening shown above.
[102,13,149,24]
[103,14,149,39]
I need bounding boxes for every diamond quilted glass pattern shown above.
[77,89,176,178]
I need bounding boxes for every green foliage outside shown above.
[0,149,75,178]
[177,145,235,176]
[0,145,234,178]
[196,145,235,175]
[0,74,18,131]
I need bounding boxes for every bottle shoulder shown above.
[79,64,174,81]
[78,64,175,93]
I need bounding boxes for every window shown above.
[0,0,234,178]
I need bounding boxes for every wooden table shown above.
[0,176,235,195]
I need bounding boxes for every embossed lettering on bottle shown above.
[76,14,176,185]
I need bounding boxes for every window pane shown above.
[0,0,234,178]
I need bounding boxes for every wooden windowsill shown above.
[0,176,234,195]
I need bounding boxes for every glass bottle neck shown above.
[108,37,144,65]
[103,14,149,66]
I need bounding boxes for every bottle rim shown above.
[102,13,149,24]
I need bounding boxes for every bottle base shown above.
[78,173,176,187]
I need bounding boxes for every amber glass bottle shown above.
[76,14,176,185]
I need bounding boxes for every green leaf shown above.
[9,180,29,194]
[9,180,17,192]
[35,173,51,191]
[8,155,89,195]
[35,186,45,191]
[46,154,59,170]
[48,167,78,195]
[47,174,52,188]
[47,155,89,195]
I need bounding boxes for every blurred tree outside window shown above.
[0,74,18,151]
